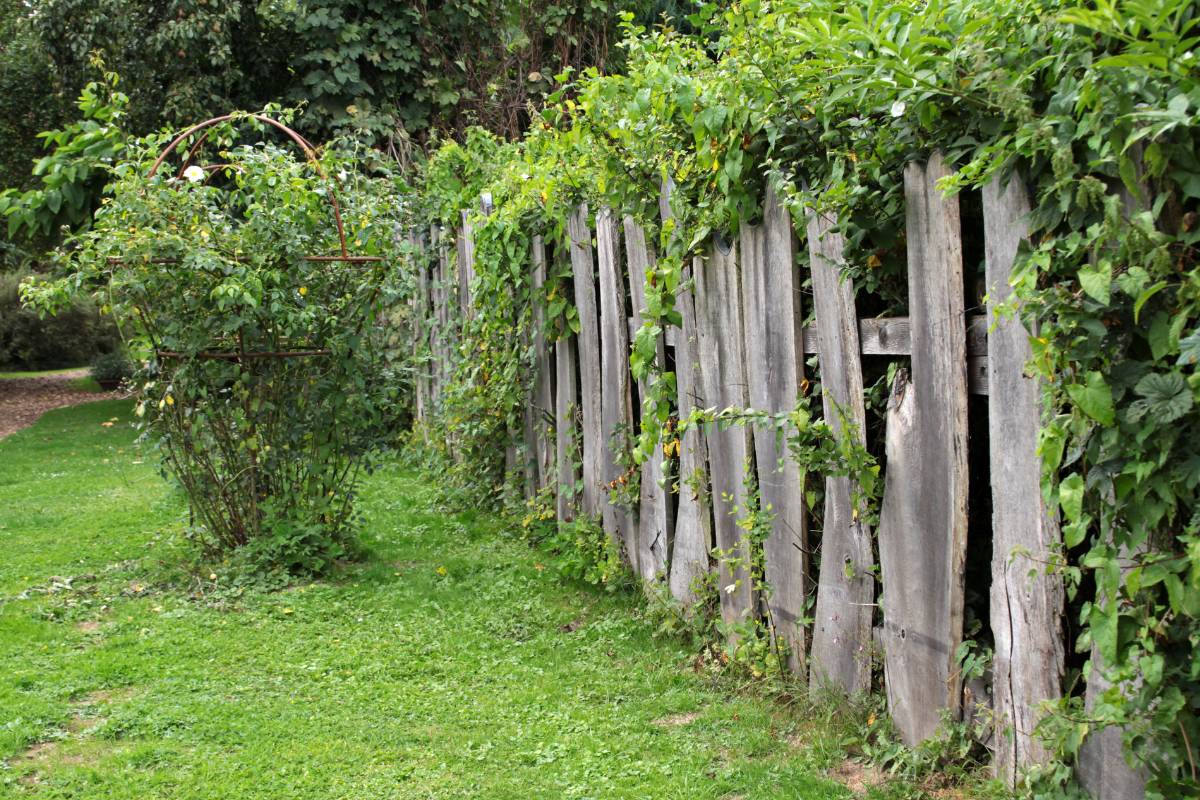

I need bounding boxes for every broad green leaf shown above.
[1067,371,1115,426]
[1078,261,1111,304]
[1130,371,1193,424]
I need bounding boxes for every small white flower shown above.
[183,165,205,184]
[723,584,737,595]
[337,170,349,182]
[890,100,907,118]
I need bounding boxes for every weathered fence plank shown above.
[568,203,604,521]
[806,208,875,695]
[456,211,475,318]
[623,215,670,581]
[983,174,1064,786]
[433,224,453,403]
[693,239,755,628]
[740,187,808,673]
[878,154,970,745]
[531,235,555,491]
[555,335,579,522]
[669,258,714,606]
[410,229,430,425]
[596,208,638,564]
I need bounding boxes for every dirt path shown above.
[0,370,123,439]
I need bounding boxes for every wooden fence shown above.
[406,154,1138,794]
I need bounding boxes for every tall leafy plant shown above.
[25,117,402,574]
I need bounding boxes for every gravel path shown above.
[0,370,124,439]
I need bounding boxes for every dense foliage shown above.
[405,1,1200,796]
[0,270,118,368]
[24,117,403,574]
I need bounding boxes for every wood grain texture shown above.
[669,256,713,606]
[556,335,579,522]
[740,187,808,673]
[806,209,874,695]
[531,235,555,490]
[596,207,638,564]
[983,174,1064,787]
[878,154,970,745]
[694,239,755,628]
[456,211,475,318]
[623,215,670,581]
[568,203,604,521]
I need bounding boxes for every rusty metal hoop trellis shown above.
[111,113,384,362]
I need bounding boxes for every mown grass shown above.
[0,401,909,799]
[0,367,88,380]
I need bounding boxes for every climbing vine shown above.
[407,1,1200,794]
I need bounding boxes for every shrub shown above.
[0,271,119,369]
[89,349,131,384]
[25,115,403,575]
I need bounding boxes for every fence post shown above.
[556,334,579,522]
[623,215,671,581]
[596,207,638,566]
[877,152,970,745]
[694,237,755,629]
[806,206,875,695]
[740,185,809,673]
[568,204,604,522]
[983,173,1065,787]
[530,235,554,492]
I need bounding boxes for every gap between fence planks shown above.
[878,153,970,746]
[740,186,808,673]
[806,207,875,696]
[983,173,1065,787]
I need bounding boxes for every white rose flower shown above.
[183,165,205,184]
[890,101,907,118]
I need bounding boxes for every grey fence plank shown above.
[531,235,555,491]
[878,153,970,745]
[596,208,638,565]
[740,187,808,673]
[410,229,430,425]
[623,215,670,581]
[568,203,604,521]
[457,211,475,318]
[669,257,714,605]
[983,174,1064,787]
[806,208,875,695]
[556,335,579,522]
[694,239,755,628]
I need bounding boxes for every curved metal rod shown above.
[147,113,349,257]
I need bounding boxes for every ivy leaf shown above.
[1067,371,1115,426]
[1178,329,1200,368]
[1129,371,1193,424]
[1078,260,1111,304]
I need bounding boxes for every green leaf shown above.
[1060,472,1085,524]
[1178,329,1200,368]
[1078,260,1111,304]
[1067,371,1115,426]
[1129,371,1193,424]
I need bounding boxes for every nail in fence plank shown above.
[983,174,1064,787]
[623,215,670,581]
[740,187,808,672]
[555,335,579,521]
[531,235,555,491]
[693,239,755,628]
[596,208,638,564]
[806,208,875,694]
[669,258,714,605]
[568,203,604,520]
[878,153,970,745]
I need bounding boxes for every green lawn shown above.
[0,401,865,799]
[0,367,88,380]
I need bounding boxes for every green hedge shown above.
[0,272,119,369]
